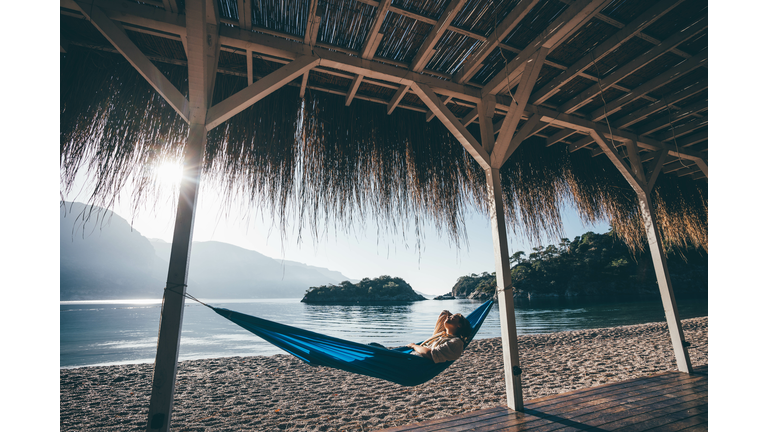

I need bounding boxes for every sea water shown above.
[60,297,707,368]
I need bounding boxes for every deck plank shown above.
[380,366,708,432]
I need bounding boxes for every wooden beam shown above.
[299,72,309,98]
[304,0,319,44]
[485,167,525,411]
[361,0,390,60]
[589,49,708,121]
[206,55,321,130]
[410,82,490,170]
[73,1,190,123]
[675,129,708,148]
[427,96,451,122]
[410,0,466,72]
[591,129,642,193]
[645,149,668,191]
[481,0,610,96]
[614,81,707,128]
[387,84,410,114]
[531,0,685,105]
[569,136,594,152]
[561,18,707,115]
[496,114,544,167]
[237,0,251,31]
[345,74,365,106]
[246,49,253,85]
[491,48,548,167]
[478,95,496,154]
[162,0,179,13]
[624,139,647,185]
[454,0,539,84]
[637,99,708,136]
[655,117,708,142]
[546,128,577,147]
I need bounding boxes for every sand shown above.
[60,317,707,431]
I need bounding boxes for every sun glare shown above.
[155,162,183,186]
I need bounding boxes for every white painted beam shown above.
[410,82,490,170]
[73,1,190,123]
[206,56,321,130]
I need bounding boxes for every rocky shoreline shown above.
[60,317,708,431]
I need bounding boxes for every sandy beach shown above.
[60,316,707,431]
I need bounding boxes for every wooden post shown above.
[591,131,693,374]
[636,189,693,373]
[145,124,206,431]
[486,167,524,410]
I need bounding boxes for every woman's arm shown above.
[407,343,432,360]
[432,311,450,336]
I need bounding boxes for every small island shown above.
[301,275,426,304]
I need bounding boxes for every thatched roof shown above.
[60,0,708,253]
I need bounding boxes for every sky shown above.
[62,168,611,296]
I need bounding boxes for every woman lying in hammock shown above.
[407,310,471,363]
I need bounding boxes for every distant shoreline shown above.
[60,317,708,431]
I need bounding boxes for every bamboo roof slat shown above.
[61,0,708,252]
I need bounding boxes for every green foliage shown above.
[302,275,425,303]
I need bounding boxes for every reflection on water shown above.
[61,296,707,368]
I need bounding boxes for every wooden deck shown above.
[383,366,708,431]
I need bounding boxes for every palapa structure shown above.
[60,0,708,430]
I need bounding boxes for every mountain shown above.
[60,202,356,300]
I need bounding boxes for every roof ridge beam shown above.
[411,83,490,170]
[560,17,707,115]
[481,0,611,97]
[589,48,708,121]
[454,0,539,84]
[531,0,685,105]
[73,1,190,123]
[410,0,467,73]
[206,55,321,130]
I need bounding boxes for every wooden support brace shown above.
[75,1,190,123]
[246,49,253,85]
[546,128,577,147]
[387,84,409,114]
[206,55,320,130]
[346,74,364,106]
[496,114,544,167]
[427,96,451,122]
[411,82,490,170]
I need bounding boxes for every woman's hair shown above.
[455,314,472,341]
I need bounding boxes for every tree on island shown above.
[451,231,707,301]
[302,275,426,304]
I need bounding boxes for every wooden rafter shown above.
[561,18,707,115]
[237,0,251,31]
[454,0,539,84]
[206,56,321,130]
[345,74,364,106]
[72,1,190,123]
[491,48,548,168]
[410,83,490,170]
[481,0,611,97]
[614,81,707,129]
[410,0,467,73]
[637,99,708,136]
[590,49,708,121]
[531,0,684,105]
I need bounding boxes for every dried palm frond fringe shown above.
[61,47,707,254]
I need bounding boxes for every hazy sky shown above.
[62,167,610,296]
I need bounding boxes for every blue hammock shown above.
[212,300,494,386]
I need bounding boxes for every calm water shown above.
[60,297,707,368]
